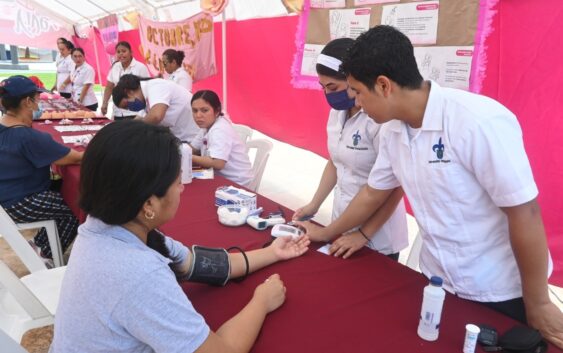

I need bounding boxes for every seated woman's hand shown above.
[253,274,286,313]
[270,235,310,261]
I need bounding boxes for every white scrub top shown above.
[191,116,253,187]
[368,81,551,302]
[140,79,200,143]
[327,109,408,255]
[107,58,150,118]
[167,67,192,92]
[70,62,97,107]
[56,55,74,94]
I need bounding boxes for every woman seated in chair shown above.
[190,90,253,187]
[0,76,82,265]
[50,120,310,353]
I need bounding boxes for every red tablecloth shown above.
[34,122,562,353]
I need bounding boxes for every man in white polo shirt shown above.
[297,25,563,348]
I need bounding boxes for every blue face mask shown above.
[325,89,356,111]
[32,108,43,120]
[127,98,146,112]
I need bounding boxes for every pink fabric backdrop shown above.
[192,16,331,158]
[478,0,563,285]
[72,27,111,86]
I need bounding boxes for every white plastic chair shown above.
[405,231,422,271]
[0,329,28,353]
[233,124,253,143]
[246,139,273,192]
[0,206,65,270]
[0,260,65,343]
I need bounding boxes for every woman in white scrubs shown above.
[190,90,253,187]
[112,74,200,143]
[293,38,408,260]
[162,49,193,92]
[54,39,74,99]
[63,48,98,111]
[101,41,150,120]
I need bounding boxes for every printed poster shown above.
[330,8,371,40]
[311,0,346,9]
[300,44,325,77]
[381,1,439,44]
[355,0,398,5]
[414,46,474,90]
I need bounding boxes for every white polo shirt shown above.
[70,62,97,106]
[191,116,253,187]
[140,79,200,142]
[167,67,193,92]
[56,55,74,94]
[327,109,408,255]
[368,81,549,302]
[107,58,150,117]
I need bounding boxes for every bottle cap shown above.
[430,276,443,287]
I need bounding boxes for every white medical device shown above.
[271,224,304,238]
[217,205,249,227]
[247,215,286,230]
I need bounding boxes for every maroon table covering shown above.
[34,122,562,353]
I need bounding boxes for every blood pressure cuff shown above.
[185,245,231,286]
[481,325,547,353]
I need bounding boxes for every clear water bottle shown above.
[180,142,192,184]
[417,276,446,341]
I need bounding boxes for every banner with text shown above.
[138,13,216,81]
[97,14,119,55]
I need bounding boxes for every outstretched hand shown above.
[270,235,310,261]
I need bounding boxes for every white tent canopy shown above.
[25,0,290,27]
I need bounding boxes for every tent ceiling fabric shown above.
[28,0,290,25]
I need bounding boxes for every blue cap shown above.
[0,75,48,98]
[430,276,443,287]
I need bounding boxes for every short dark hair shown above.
[191,90,223,115]
[163,49,186,66]
[79,120,181,225]
[112,74,141,106]
[0,91,36,111]
[71,47,85,56]
[61,39,74,51]
[115,41,132,52]
[341,25,423,90]
[316,38,355,80]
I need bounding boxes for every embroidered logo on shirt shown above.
[352,130,362,146]
[432,137,444,159]
[429,137,451,164]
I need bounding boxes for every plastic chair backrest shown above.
[245,139,273,192]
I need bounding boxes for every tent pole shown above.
[222,11,227,113]
[90,27,104,108]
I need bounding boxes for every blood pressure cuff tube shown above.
[185,245,231,286]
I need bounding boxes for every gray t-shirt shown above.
[50,216,210,353]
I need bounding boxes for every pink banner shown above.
[72,27,112,86]
[0,0,70,49]
[138,13,216,81]
[97,14,119,55]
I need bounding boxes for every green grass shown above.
[0,71,104,91]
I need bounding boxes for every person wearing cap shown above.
[0,75,83,265]
[296,26,563,348]
[292,38,408,260]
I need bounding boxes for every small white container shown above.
[417,276,446,341]
[463,324,481,353]
[180,143,192,184]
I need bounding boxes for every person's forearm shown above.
[321,185,390,241]
[215,298,268,353]
[102,83,114,106]
[309,160,337,209]
[192,155,224,170]
[505,200,550,306]
[230,247,277,278]
[359,187,404,236]
[79,85,90,103]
